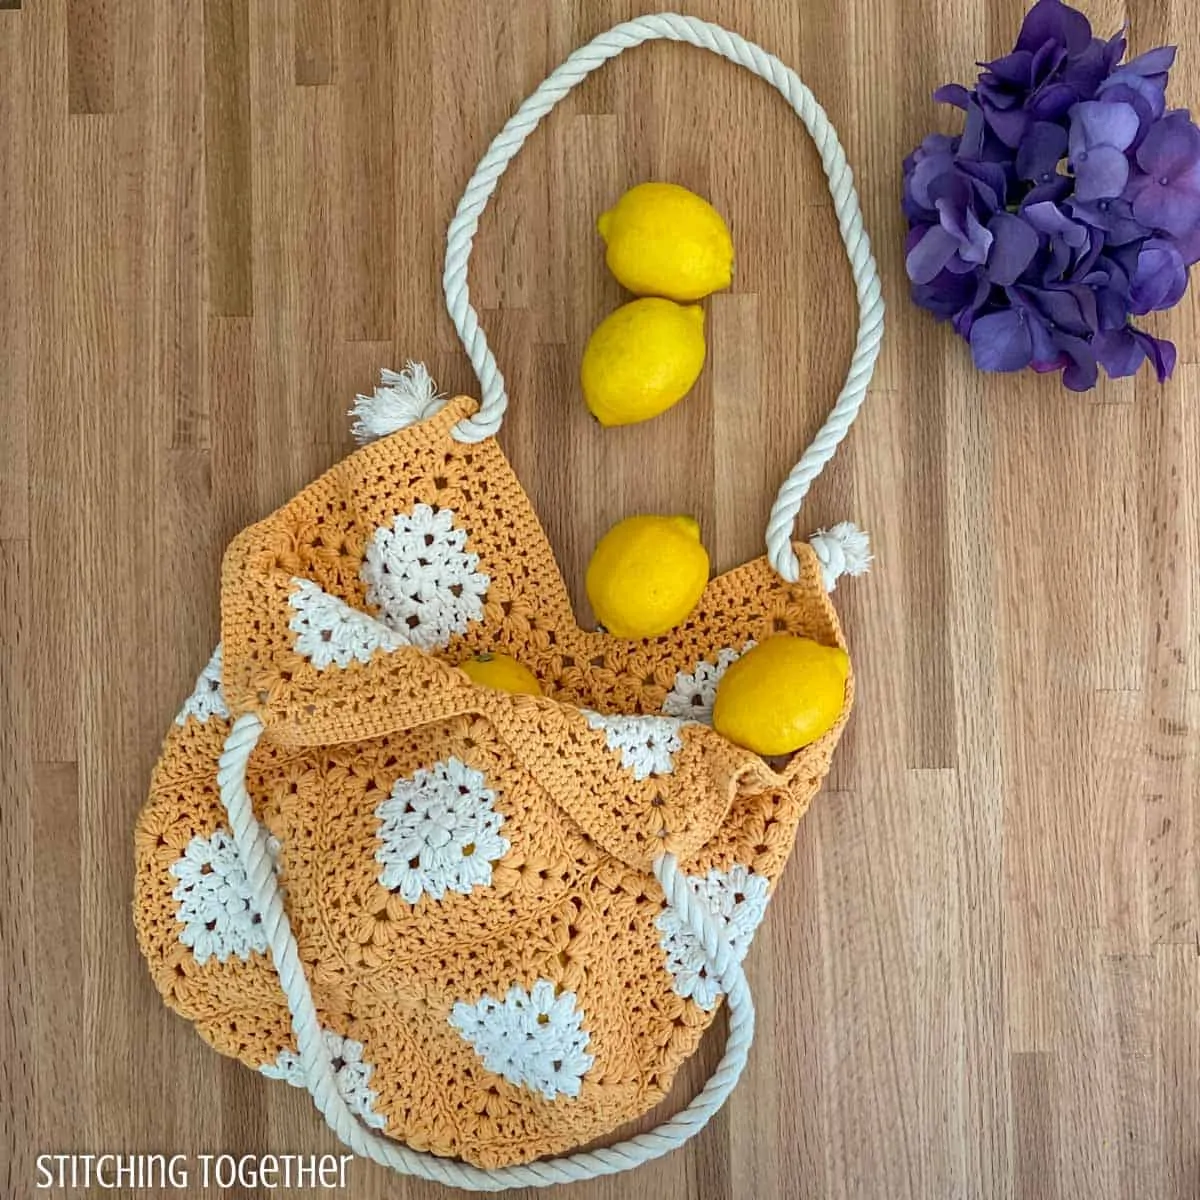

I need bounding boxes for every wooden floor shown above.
[2,1,1199,1197]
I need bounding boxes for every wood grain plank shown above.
[208,316,258,547]
[26,0,79,763]
[1158,943,1200,1200]
[710,293,763,577]
[69,101,163,1159]
[1099,950,1161,1199]
[0,19,27,539]
[336,0,395,342]
[0,542,34,1199]
[287,83,344,444]
[204,0,253,316]
[31,763,82,1149]
[1088,405,1142,692]
[294,0,334,85]
[67,0,115,114]
[153,0,208,451]
[942,366,1011,1197]
[1011,1052,1058,1200]
[1138,365,1197,949]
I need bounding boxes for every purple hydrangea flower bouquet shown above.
[903,0,1199,389]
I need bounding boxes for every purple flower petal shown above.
[942,204,994,264]
[1131,327,1177,380]
[1073,144,1131,201]
[1016,0,1092,57]
[980,50,1033,87]
[1029,83,1079,122]
[986,212,1040,283]
[960,101,988,159]
[1136,112,1200,178]
[913,267,989,321]
[1100,69,1167,121]
[944,255,980,275]
[1062,34,1123,98]
[1096,84,1156,150]
[1024,176,1073,207]
[1128,163,1200,237]
[1172,225,1200,265]
[909,151,954,210]
[970,309,1034,372]
[1031,40,1068,84]
[1123,46,1177,76]
[906,225,959,284]
[959,159,1009,209]
[1096,281,1133,330]
[1047,236,1072,278]
[933,83,973,109]
[1023,200,1090,247]
[981,97,1030,148]
[1129,238,1188,312]
[1056,333,1100,389]
[1028,285,1092,334]
[1027,311,1063,369]
[1017,121,1069,181]
[1093,327,1147,377]
[1068,196,1148,245]
[1071,100,1140,153]
[1073,231,1105,280]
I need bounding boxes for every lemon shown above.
[586,515,710,638]
[712,636,849,755]
[459,653,543,696]
[597,182,734,301]
[581,298,706,426]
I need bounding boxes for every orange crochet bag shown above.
[133,14,882,1190]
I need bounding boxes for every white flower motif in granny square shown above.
[169,829,269,965]
[176,644,229,726]
[656,865,771,1012]
[375,757,509,904]
[583,711,686,780]
[449,980,595,1101]
[360,503,490,651]
[662,642,756,725]
[288,578,404,670]
[260,1030,387,1129]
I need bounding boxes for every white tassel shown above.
[809,522,872,591]
[349,362,447,445]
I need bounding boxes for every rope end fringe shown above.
[350,362,447,445]
[809,522,872,591]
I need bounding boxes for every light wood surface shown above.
[1,1,1198,1197]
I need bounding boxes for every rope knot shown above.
[808,522,872,591]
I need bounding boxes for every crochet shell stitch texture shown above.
[133,395,854,1168]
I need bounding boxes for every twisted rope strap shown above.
[218,712,755,1190]
[443,11,884,581]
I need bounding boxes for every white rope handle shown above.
[443,11,884,581]
[218,712,756,1190]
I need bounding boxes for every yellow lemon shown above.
[586,515,709,638]
[597,182,734,301]
[713,636,849,756]
[581,298,706,426]
[459,652,543,696]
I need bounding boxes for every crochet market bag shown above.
[133,13,882,1191]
